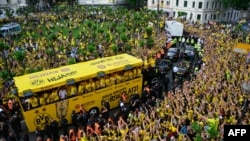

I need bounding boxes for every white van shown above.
[0,23,21,37]
[165,21,184,37]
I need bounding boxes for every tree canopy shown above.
[220,0,250,10]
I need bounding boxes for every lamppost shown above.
[216,10,219,22]
[156,0,160,36]
[190,13,193,20]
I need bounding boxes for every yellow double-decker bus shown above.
[13,54,143,132]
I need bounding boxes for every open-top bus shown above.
[13,54,143,132]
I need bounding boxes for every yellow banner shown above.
[233,43,250,54]
[14,54,143,97]
[23,77,143,132]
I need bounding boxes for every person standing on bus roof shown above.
[59,86,67,100]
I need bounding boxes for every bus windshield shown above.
[13,53,143,132]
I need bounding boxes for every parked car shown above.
[167,47,180,61]
[0,23,21,37]
[176,61,191,78]
[184,45,195,60]
[156,59,173,71]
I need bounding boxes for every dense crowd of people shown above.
[0,4,249,141]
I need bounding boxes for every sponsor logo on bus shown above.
[30,79,45,86]
[61,68,70,72]
[97,65,106,69]
[102,85,139,102]
[83,100,95,106]
[47,71,77,82]
[29,70,59,79]
[34,113,51,127]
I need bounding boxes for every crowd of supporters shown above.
[0,4,249,141]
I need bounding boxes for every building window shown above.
[198,2,203,9]
[184,1,188,7]
[161,0,164,7]
[215,2,217,8]
[206,2,209,9]
[212,2,214,9]
[223,13,226,17]
[152,0,155,5]
[213,14,216,20]
[197,14,201,20]
[219,2,221,8]
[176,0,179,6]
[192,1,195,8]
[166,0,170,5]
[205,14,207,20]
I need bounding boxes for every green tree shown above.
[68,58,76,65]
[5,8,14,20]
[145,26,153,37]
[146,36,154,49]
[0,42,10,75]
[0,70,10,81]
[139,40,145,48]
[13,50,26,71]
[220,0,250,10]
[49,33,57,58]
[87,44,95,54]
[112,45,119,54]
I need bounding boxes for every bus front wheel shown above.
[89,107,99,117]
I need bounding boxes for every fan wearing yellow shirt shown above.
[132,68,137,79]
[136,68,142,78]
[29,96,39,109]
[69,84,77,97]
[123,71,129,81]
[85,80,92,93]
[78,81,86,95]
[100,77,106,88]
[119,124,129,141]
[110,74,116,86]
[115,73,122,84]
[51,89,60,102]
[39,94,46,106]
[95,78,101,90]
[90,79,95,91]
[105,76,111,87]
[128,70,133,80]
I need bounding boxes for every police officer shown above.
[50,119,59,141]
[246,36,249,44]
[190,37,195,46]
[194,66,199,77]
[186,37,190,46]
[61,117,68,136]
